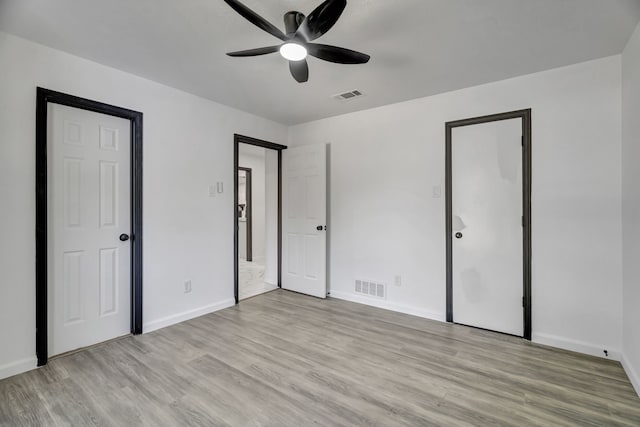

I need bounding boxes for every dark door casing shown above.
[445,109,532,340]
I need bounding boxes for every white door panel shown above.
[452,118,523,336]
[282,144,327,298]
[48,104,131,356]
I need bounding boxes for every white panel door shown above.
[282,144,327,298]
[452,118,523,336]
[48,104,131,356]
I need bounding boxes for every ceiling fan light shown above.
[280,43,307,61]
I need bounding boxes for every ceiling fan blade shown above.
[306,43,370,64]
[289,60,309,83]
[227,46,280,57]
[223,0,288,41]
[297,0,346,41]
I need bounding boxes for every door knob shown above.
[316,225,326,231]
[119,234,130,242]
[455,232,463,239]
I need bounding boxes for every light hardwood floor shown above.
[1,290,639,426]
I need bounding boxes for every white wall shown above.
[0,28,630,382]
[0,32,287,379]
[622,21,640,395]
[289,56,623,360]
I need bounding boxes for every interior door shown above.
[451,118,524,336]
[282,144,327,298]
[48,104,131,356]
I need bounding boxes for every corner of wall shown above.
[0,357,38,381]
[621,18,640,398]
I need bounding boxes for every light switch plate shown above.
[432,185,442,199]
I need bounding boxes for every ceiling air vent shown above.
[333,90,364,101]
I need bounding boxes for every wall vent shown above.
[355,279,386,299]
[333,90,364,101]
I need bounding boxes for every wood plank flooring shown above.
[1,289,639,426]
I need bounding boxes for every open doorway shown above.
[234,135,287,303]
[237,147,276,300]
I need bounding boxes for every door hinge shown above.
[522,297,525,307]
[522,216,525,227]
[521,135,524,146]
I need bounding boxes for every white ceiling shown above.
[1,0,639,125]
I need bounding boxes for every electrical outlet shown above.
[394,275,402,287]
[184,280,192,294]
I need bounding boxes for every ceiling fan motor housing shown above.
[224,0,370,83]
[284,11,306,36]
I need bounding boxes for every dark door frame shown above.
[445,109,532,340]
[234,134,287,304]
[238,167,253,261]
[36,87,144,366]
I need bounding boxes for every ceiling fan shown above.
[223,0,370,83]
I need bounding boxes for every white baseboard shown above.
[143,299,235,333]
[532,332,621,361]
[0,357,38,381]
[622,353,640,397]
[0,301,236,380]
[329,291,445,322]
[330,292,625,364]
